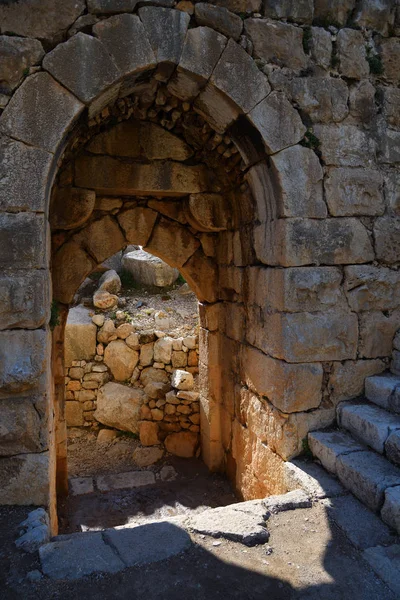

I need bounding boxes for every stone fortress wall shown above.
[0,0,399,531]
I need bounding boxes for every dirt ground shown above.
[1,501,394,600]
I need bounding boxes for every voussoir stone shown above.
[248,92,306,155]
[118,207,157,246]
[50,187,95,230]
[0,72,84,154]
[95,382,145,433]
[145,218,200,268]
[139,7,190,67]
[0,0,85,45]
[104,340,139,381]
[195,4,242,40]
[324,168,384,216]
[381,37,400,85]
[245,18,307,72]
[74,215,126,264]
[0,36,44,94]
[185,193,230,231]
[52,242,94,305]
[43,33,121,107]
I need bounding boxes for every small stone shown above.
[171,370,194,390]
[160,465,177,481]
[176,391,199,401]
[116,323,135,339]
[97,429,118,444]
[132,446,164,467]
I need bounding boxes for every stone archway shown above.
[1,5,397,534]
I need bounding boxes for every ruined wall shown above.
[0,0,399,519]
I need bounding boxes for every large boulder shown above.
[95,382,146,433]
[122,249,179,288]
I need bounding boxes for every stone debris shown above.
[15,508,50,554]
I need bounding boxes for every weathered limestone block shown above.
[349,80,376,123]
[65,401,84,427]
[194,82,240,132]
[248,310,358,362]
[324,168,384,216]
[50,188,95,230]
[43,33,121,112]
[0,396,46,456]
[118,207,157,246]
[76,155,211,196]
[139,7,190,68]
[359,311,400,358]
[0,72,83,154]
[154,337,173,364]
[210,39,270,114]
[242,345,322,412]
[313,0,355,27]
[380,38,400,85]
[374,217,400,264]
[0,36,44,94]
[345,266,400,312]
[310,27,332,69]
[180,249,218,303]
[289,77,348,123]
[104,340,139,381]
[185,193,230,231]
[337,29,369,79]
[0,270,49,330]
[53,242,94,305]
[0,134,53,213]
[248,266,343,312]
[0,0,85,45]
[249,92,306,155]
[0,329,49,395]
[95,382,145,433]
[255,218,374,266]
[385,172,400,216]
[245,19,307,71]
[164,431,199,457]
[75,216,126,264]
[353,0,395,36]
[329,359,386,405]
[194,4,242,39]
[263,0,313,23]
[382,87,400,130]
[171,369,194,390]
[88,0,139,14]
[145,218,200,268]
[168,26,227,100]
[122,249,179,287]
[65,306,97,367]
[139,421,160,446]
[0,213,47,270]
[0,452,49,505]
[271,145,326,218]
[313,125,376,167]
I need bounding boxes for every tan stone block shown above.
[172,351,187,368]
[116,323,135,339]
[50,187,95,231]
[289,77,348,124]
[165,404,176,415]
[185,193,230,232]
[359,311,400,358]
[65,306,97,367]
[0,396,47,456]
[180,249,218,303]
[164,431,199,457]
[76,390,96,402]
[66,380,81,392]
[151,408,164,421]
[140,342,154,367]
[381,38,400,85]
[329,359,386,405]
[141,405,152,419]
[104,340,139,381]
[66,401,84,426]
[117,207,157,245]
[97,319,117,344]
[145,218,200,268]
[0,452,49,505]
[52,241,94,304]
[188,350,198,367]
[69,367,84,380]
[344,265,400,311]
[139,421,160,446]
[74,215,125,264]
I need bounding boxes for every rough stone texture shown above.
[0,270,49,330]
[283,460,346,499]
[122,249,179,287]
[245,19,307,71]
[210,39,270,114]
[337,29,369,79]
[363,544,400,597]
[374,217,400,265]
[0,396,46,456]
[344,266,400,311]
[366,373,400,414]
[324,168,384,216]
[0,329,48,395]
[194,81,240,132]
[0,213,47,270]
[98,270,121,294]
[380,37,400,85]
[0,452,49,505]
[310,27,332,69]
[0,36,44,94]
[52,241,94,305]
[164,431,199,457]
[50,187,95,231]
[139,421,160,446]
[289,77,348,123]
[132,446,163,467]
[0,0,85,45]
[97,470,155,491]
[314,124,376,167]
[314,0,355,26]
[43,33,121,110]
[349,80,376,123]
[138,7,190,67]
[88,0,139,15]
[336,450,400,512]
[75,215,126,265]
[271,145,326,218]
[382,87,400,130]
[65,402,84,427]
[171,370,194,390]
[93,290,120,310]
[65,306,97,367]
[359,312,400,359]
[263,490,311,514]
[308,430,365,475]
[118,207,157,245]
[329,359,386,405]
[381,486,400,534]
[338,402,400,454]
[353,0,395,36]
[194,4,242,40]
[69,477,94,495]
[95,382,145,433]
[104,340,139,381]
[145,219,200,268]
[186,193,230,231]
[386,432,400,466]
[264,0,313,24]
[0,72,83,154]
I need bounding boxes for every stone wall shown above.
[0,0,399,525]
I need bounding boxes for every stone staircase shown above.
[309,371,400,535]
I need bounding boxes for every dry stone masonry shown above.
[0,0,399,533]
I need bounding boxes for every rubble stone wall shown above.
[0,0,399,528]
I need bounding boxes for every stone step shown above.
[365,373,400,413]
[337,401,400,459]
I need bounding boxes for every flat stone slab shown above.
[103,521,191,566]
[284,459,347,499]
[365,374,400,413]
[39,532,124,580]
[96,470,155,491]
[338,402,400,454]
[263,490,311,515]
[381,485,400,534]
[188,500,269,546]
[363,544,400,597]
[324,494,397,550]
[336,450,400,512]
[308,429,365,474]
[69,477,94,496]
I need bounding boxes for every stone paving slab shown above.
[308,429,365,474]
[338,402,400,454]
[381,485,400,534]
[363,544,400,597]
[39,531,125,580]
[96,470,155,491]
[104,521,191,567]
[69,477,94,496]
[365,374,400,412]
[284,459,348,499]
[263,490,311,514]
[336,450,400,512]
[323,494,397,550]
